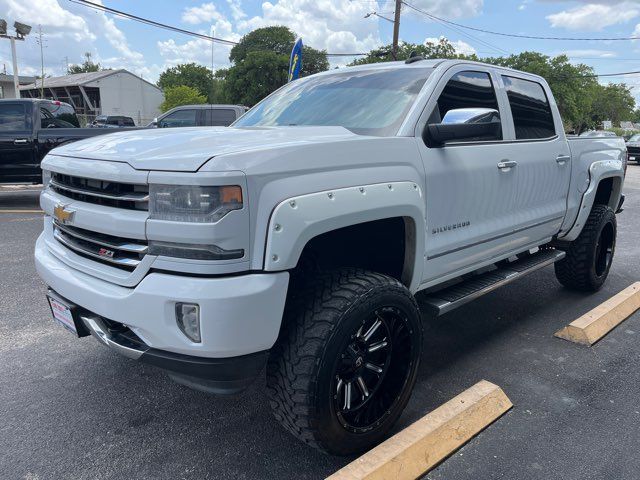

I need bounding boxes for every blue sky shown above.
[2,0,640,100]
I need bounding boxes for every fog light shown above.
[175,303,201,343]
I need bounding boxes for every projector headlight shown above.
[149,184,243,223]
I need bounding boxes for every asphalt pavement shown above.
[1,168,640,480]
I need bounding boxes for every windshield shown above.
[628,134,640,142]
[234,67,432,136]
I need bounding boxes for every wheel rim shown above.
[332,306,414,433]
[594,221,615,277]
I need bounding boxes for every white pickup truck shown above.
[35,59,626,455]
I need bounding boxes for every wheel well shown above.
[294,217,415,287]
[594,177,614,206]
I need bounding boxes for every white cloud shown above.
[547,2,640,31]
[424,36,477,55]
[182,3,226,25]
[237,0,380,54]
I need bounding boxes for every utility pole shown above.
[392,0,402,60]
[210,26,215,103]
[0,19,32,99]
[36,25,45,98]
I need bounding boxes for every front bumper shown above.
[36,232,289,390]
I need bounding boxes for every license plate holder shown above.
[46,293,85,337]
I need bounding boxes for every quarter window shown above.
[502,76,555,139]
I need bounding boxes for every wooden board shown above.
[555,282,640,346]
[326,380,513,480]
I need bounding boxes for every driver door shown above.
[416,67,521,284]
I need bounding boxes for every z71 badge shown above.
[432,221,470,235]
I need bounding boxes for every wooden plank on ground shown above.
[555,282,640,346]
[326,380,512,480]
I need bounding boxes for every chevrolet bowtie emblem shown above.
[53,204,75,224]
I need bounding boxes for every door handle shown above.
[556,154,570,165]
[497,160,517,170]
[14,138,28,145]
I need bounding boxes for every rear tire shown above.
[554,204,616,292]
[266,269,423,455]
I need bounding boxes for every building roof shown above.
[20,69,160,91]
[0,74,37,84]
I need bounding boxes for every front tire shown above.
[554,204,616,291]
[266,269,423,455]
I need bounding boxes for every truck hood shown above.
[50,126,359,172]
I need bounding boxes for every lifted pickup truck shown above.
[0,99,115,183]
[35,59,626,455]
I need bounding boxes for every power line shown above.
[69,0,369,57]
[402,0,640,42]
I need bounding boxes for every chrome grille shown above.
[50,172,149,210]
[53,221,147,270]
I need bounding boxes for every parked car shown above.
[89,115,136,128]
[35,59,626,455]
[0,99,123,183]
[149,104,247,128]
[579,130,618,137]
[626,133,640,164]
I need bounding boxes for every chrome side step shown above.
[418,249,566,316]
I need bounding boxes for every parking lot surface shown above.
[1,167,639,480]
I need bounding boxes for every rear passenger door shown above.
[498,75,570,240]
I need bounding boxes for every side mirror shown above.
[424,108,501,147]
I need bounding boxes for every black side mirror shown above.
[424,108,501,147]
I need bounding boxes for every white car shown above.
[35,59,626,455]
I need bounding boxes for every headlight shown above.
[149,184,243,223]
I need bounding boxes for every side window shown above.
[123,118,135,126]
[502,76,556,139]
[159,109,197,128]
[428,70,502,143]
[206,109,238,126]
[41,103,79,128]
[0,104,27,131]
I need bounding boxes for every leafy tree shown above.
[224,51,289,107]
[350,38,468,65]
[158,63,217,102]
[68,52,101,74]
[483,52,599,132]
[589,83,635,128]
[224,26,329,106]
[160,85,206,112]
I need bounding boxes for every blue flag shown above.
[288,38,303,82]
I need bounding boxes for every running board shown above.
[418,249,566,316]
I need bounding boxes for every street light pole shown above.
[1,19,32,99]
[10,36,20,98]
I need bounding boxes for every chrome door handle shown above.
[556,154,570,165]
[14,138,28,145]
[497,160,517,170]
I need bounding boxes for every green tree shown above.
[68,52,101,74]
[160,85,206,112]
[158,63,217,102]
[224,26,329,106]
[350,38,467,66]
[483,52,599,132]
[589,83,635,127]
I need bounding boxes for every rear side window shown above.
[0,104,27,131]
[502,76,555,139]
[41,103,80,128]
[205,108,237,126]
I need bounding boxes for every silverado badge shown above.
[53,204,75,224]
